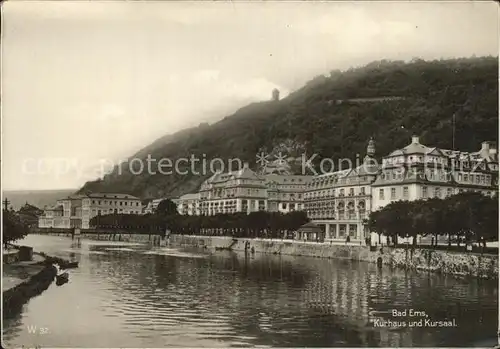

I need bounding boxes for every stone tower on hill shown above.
[272,88,280,101]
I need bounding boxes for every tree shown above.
[155,199,179,216]
[18,203,43,229]
[3,210,29,247]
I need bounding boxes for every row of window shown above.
[309,176,369,188]
[94,209,141,215]
[305,201,366,209]
[378,187,497,200]
[307,212,367,220]
[305,187,367,199]
[91,200,140,207]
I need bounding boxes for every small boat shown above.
[63,261,79,269]
[56,272,69,286]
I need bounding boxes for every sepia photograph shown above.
[1,0,499,347]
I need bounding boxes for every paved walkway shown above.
[3,255,46,291]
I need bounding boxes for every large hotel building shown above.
[40,136,498,242]
[174,136,498,243]
[38,193,143,229]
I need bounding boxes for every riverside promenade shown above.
[170,234,499,280]
[3,252,47,291]
[2,244,75,320]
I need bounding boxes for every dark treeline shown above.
[3,209,30,247]
[368,192,498,247]
[170,211,309,238]
[90,200,309,239]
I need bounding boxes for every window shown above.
[379,189,385,200]
[360,187,366,195]
[435,187,441,198]
[403,186,409,198]
[422,186,428,198]
[349,188,354,196]
[391,188,396,200]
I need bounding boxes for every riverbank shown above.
[38,232,164,245]
[3,262,58,319]
[2,245,77,319]
[170,234,499,279]
[31,232,499,279]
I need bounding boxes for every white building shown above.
[371,136,498,211]
[199,162,268,215]
[194,162,312,216]
[177,193,200,215]
[264,174,312,213]
[38,193,143,229]
[304,139,378,243]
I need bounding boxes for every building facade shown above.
[304,139,378,243]
[38,193,143,229]
[264,174,312,213]
[371,136,498,211]
[199,162,268,215]
[177,193,200,215]
[195,162,312,216]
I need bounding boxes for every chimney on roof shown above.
[481,141,490,152]
[480,141,491,158]
[243,162,249,169]
[411,135,420,144]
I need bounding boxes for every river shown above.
[2,235,498,347]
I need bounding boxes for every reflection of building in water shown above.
[299,264,417,347]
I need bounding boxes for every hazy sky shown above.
[2,1,498,190]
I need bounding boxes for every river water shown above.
[2,235,498,347]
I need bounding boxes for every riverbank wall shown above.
[170,235,499,279]
[3,264,58,318]
[3,250,20,264]
[38,232,163,245]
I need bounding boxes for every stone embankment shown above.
[42,232,164,245]
[3,245,78,318]
[170,235,499,280]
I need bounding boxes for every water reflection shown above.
[2,235,498,348]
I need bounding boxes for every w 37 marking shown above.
[26,325,49,334]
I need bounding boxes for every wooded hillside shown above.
[79,56,498,199]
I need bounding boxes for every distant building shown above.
[38,193,143,229]
[143,197,178,214]
[177,193,200,215]
[144,199,163,214]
